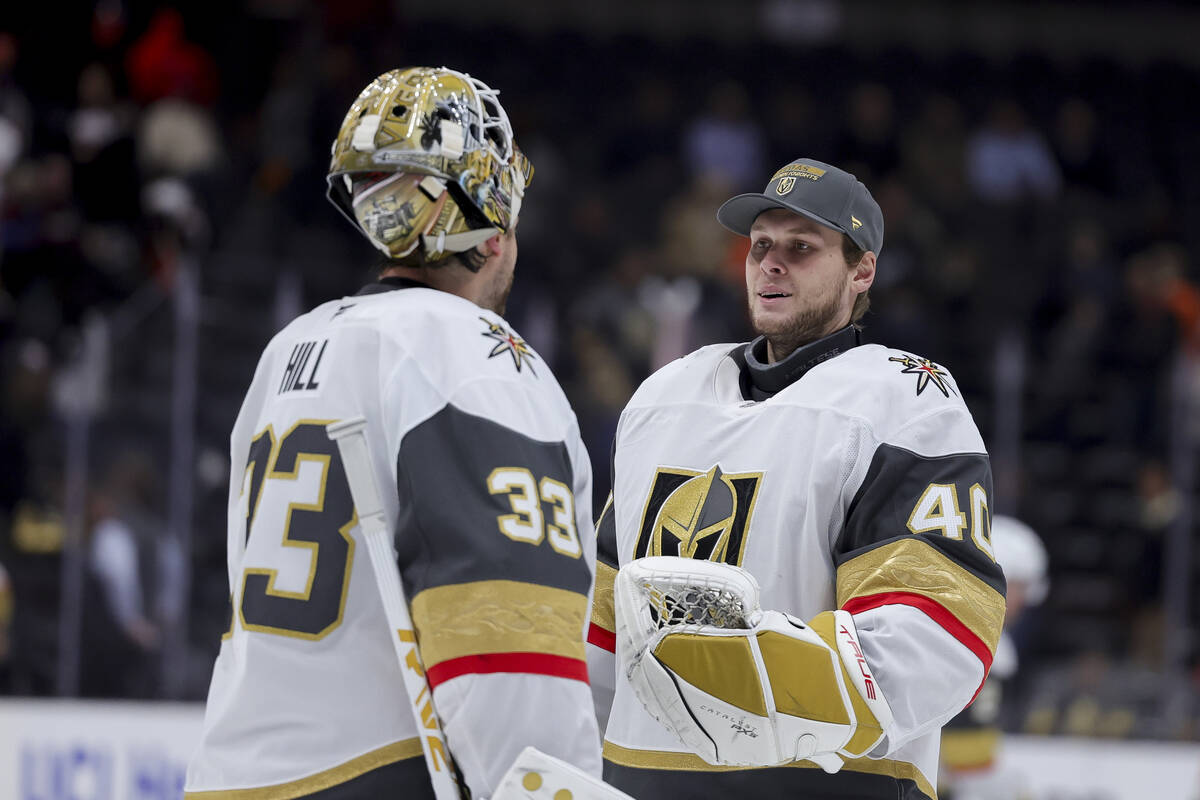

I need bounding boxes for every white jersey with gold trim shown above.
[187,284,600,799]
[591,339,1005,800]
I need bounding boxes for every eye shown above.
[792,240,810,251]
[751,239,770,251]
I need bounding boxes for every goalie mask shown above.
[327,66,534,262]
[991,515,1049,605]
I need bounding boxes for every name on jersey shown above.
[278,339,328,394]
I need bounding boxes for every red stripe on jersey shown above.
[425,652,590,689]
[588,622,616,653]
[842,591,993,704]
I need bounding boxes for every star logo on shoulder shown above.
[480,317,538,375]
[888,354,954,397]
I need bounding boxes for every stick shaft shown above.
[327,417,463,800]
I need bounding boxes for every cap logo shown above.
[771,163,827,182]
[851,215,863,230]
[776,176,796,196]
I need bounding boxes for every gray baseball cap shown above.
[716,158,884,254]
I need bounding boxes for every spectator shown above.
[80,449,182,699]
[0,559,11,692]
[833,81,901,184]
[763,85,822,169]
[0,339,61,696]
[1053,97,1111,199]
[901,92,969,218]
[1128,459,1178,632]
[683,79,766,191]
[1103,244,1188,452]
[0,32,31,160]
[966,97,1062,204]
[69,62,139,224]
[137,99,222,181]
[124,9,219,107]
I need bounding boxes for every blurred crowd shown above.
[2,2,1200,740]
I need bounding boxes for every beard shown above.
[749,273,849,362]
[481,264,514,316]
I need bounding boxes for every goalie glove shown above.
[615,556,893,772]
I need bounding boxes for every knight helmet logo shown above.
[776,176,796,196]
[633,465,763,565]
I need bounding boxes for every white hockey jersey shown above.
[588,328,1005,800]
[186,279,601,799]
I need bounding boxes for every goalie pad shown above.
[615,556,893,772]
[491,747,634,800]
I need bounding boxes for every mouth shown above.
[757,290,792,300]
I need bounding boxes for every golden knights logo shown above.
[633,465,763,565]
[889,354,954,397]
[480,317,538,375]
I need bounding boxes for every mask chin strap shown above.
[421,227,498,261]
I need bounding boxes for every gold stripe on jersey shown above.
[183,738,423,799]
[941,727,1001,769]
[601,741,936,799]
[591,561,617,632]
[836,538,1004,656]
[411,579,587,668]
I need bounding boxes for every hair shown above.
[377,245,487,277]
[842,236,870,323]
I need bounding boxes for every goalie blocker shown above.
[493,747,634,800]
[615,557,893,772]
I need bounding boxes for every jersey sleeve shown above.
[394,401,601,795]
[588,492,619,654]
[940,633,1012,773]
[586,491,618,733]
[834,405,1007,753]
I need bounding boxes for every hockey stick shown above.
[326,417,465,800]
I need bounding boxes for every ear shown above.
[476,232,504,259]
[852,251,877,293]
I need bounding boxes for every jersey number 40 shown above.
[907,482,994,561]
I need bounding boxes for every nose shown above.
[759,249,786,275]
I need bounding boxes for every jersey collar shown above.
[731,324,862,401]
[354,276,431,295]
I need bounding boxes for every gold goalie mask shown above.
[327,66,534,262]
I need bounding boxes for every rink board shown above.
[999,734,1200,799]
[0,699,203,800]
[0,699,1198,799]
